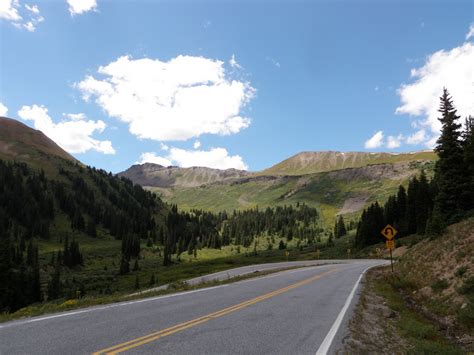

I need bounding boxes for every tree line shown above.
[355,89,474,248]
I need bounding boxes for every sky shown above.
[0,0,473,173]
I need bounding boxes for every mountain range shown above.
[0,116,437,224]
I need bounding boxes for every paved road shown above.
[0,260,386,355]
[130,259,357,296]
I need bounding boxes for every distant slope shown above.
[119,163,250,188]
[0,116,77,174]
[151,160,435,223]
[260,151,437,176]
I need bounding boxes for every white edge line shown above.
[0,284,230,329]
[315,262,385,355]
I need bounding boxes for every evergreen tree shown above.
[334,215,347,238]
[149,273,156,286]
[119,256,130,275]
[461,116,474,211]
[48,263,61,300]
[433,88,465,222]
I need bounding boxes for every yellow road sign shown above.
[381,224,398,240]
[386,240,395,250]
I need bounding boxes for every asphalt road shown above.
[0,260,386,355]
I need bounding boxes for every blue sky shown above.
[1,0,473,173]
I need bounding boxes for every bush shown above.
[455,266,468,278]
[431,279,449,293]
[458,277,474,295]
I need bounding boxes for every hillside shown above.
[261,151,437,176]
[119,163,250,188]
[0,116,77,174]
[397,218,474,338]
[152,160,435,223]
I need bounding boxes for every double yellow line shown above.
[93,267,339,354]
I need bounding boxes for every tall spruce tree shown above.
[432,88,465,222]
[461,116,474,211]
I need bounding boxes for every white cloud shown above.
[386,134,404,149]
[0,0,43,31]
[67,0,97,15]
[138,147,248,170]
[64,112,87,121]
[193,140,201,149]
[24,3,38,14]
[396,41,474,142]
[0,0,21,21]
[17,104,115,154]
[405,129,427,145]
[466,23,474,40]
[229,54,242,69]
[0,102,8,116]
[137,152,172,167]
[364,131,384,149]
[159,143,169,151]
[76,55,255,142]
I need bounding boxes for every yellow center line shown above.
[93,267,340,355]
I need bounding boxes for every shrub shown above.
[455,266,468,278]
[458,277,474,295]
[431,279,449,293]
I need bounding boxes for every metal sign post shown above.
[382,224,397,273]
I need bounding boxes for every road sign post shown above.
[381,224,397,273]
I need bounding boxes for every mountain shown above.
[152,160,435,223]
[260,151,437,176]
[120,150,437,223]
[0,116,77,174]
[119,163,250,188]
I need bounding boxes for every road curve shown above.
[0,260,386,355]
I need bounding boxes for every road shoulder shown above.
[338,266,465,354]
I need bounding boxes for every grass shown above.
[156,161,434,227]
[0,264,312,323]
[373,270,463,354]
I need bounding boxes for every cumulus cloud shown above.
[405,129,427,145]
[193,140,201,149]
[17,104,115,154]
[64,112,87,121]
[137,147,248,170]
[0,102,8,116]
[76,55,255,142]
[386,134,404,149]
[137,152,172,167]
[0,0,43,31]
[396,38,474,146]
[67,0,97,15]
[364,131,384,149]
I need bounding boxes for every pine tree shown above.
[119,256,130,275]
[461,116,474,211]
[334,215,347,238]
[415,171,432,234]
[433,88,465,222]
[133,259,139,271]
[149,274,156,286]
[134,274,140,290]
[48,263,61,300]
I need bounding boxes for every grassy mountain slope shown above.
[152,160,435,223]
[0,117,77,175]
[260,151,437,176]
[397,217,474,337]
[119,163,250,188]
